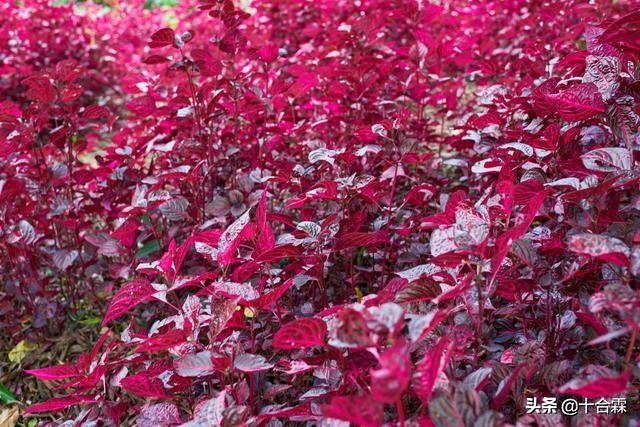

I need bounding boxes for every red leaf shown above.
[546,83,605,121]
[575,312,608,335]
[559,370,630,398]
[255,244,302,263]
[250,277,295,309]
[25,364,82,381]
[24,395,98,414]
[143,55,171,65]
[22,75,56,104]
[120,374,169,398]
[149,28,176,48]
[491,363,526,409]
[414,336,455,403]
[110,218,140,248]
[371,339,411,403]
[491,191,546,282]
[332,308,374,349]
[81,105,111,121]
[258,43,279,63]
[272,318,327,350]
[321,395,383,427]
[334,231,386,251]
[102,278,157,326]
[60,84,83,103]
[256,190,268,232]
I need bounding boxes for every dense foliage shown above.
[1,0,639,425]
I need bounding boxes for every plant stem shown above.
[380,159,399,287]
[396,398,405,427]
[625,328,637,366]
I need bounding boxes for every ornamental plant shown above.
[1,0,639,425]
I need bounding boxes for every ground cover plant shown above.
[1,0,640,425]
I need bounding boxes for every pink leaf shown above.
[491,363,526,409]
[581,147,632,172]
[408,308,451,343]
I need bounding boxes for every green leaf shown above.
[8,340,37,363]
[77,316,101,326]
[136,239,160,258]
[0,383,17,404]
[69,311,102,326]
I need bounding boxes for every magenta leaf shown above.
[21,75,56,103]
[255,244,302,263]
[102,278,157,326]
[272,318,327,350]
[321,395,383,427]
[25,364,82,381]
[559,368,630,398]
[546,83,606,121]
[370,338,411,403]
[413,336,455,404]
[120,374,169,398]
[334,231,387,251]
[24,395,98,414]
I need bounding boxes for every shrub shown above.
[1,0,639,425]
